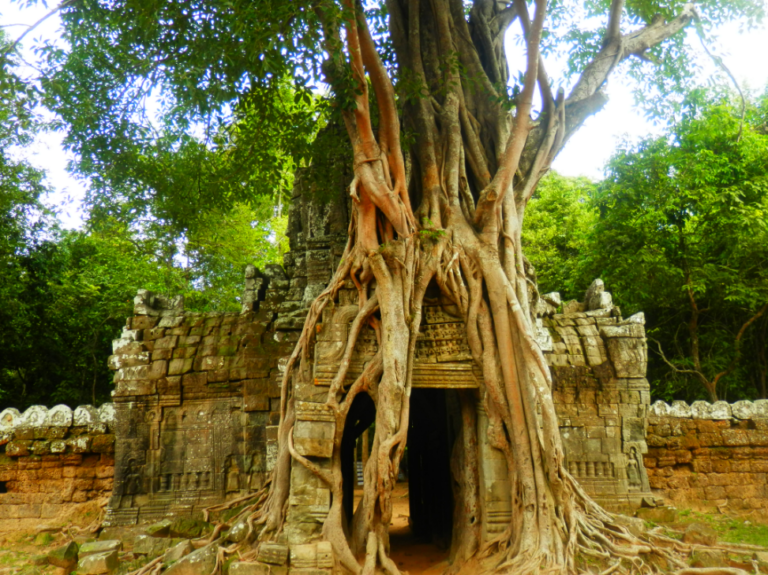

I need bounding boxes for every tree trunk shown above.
[244,1,698,573]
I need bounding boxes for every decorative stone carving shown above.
[74,405,100,427]
[46,405,73,428]
[0,408,21,431]
[133,289,184,317]
[21,405,48,428]
[313,302,481,390]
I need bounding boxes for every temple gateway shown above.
[103,182,656,565]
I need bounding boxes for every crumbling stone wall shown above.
[0,404,115,532]
[104,282,297,526]
[645,400,768,515]
[535,282,654,511]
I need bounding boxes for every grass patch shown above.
[674,509,768,547]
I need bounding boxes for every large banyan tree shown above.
[41,0,764,572]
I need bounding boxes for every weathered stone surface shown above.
[690,549,725,568]
[0,407,21,431]
[22,405,48,428]
[164,543,217,575]
[45,405,73,428]
[133,535,173,557]
[47,541,79,569]
[731,400,755,420]
[635,506,678,524]
[257,543,289,566]
[226,515,251,543]
[77,550,119,574]
[163,540,194,565]
[79,540,122,557]
[73,405,100,427]
[169,518,213,539]
[145,519,173,538]
[229,562,276,575]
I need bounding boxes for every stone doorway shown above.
[391,388,460,574]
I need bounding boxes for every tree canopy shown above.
[589,90,768,402]
[2,0,767,573]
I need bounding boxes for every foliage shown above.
[522,172,597,301]
[0,221,188,410]
[587,90,768,401]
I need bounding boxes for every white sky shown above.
[2,1,767,229]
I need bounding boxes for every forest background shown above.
[1,0,767,411]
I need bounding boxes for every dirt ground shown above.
[356,482,450,575]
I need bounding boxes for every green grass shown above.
[674,510,768,547]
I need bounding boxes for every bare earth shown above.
[356,483,450,575]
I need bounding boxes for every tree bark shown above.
[244,1,701,573]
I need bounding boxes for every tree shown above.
[587,91,768,403]
[30,0,766,573]
[521,172,596,301]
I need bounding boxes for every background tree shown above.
[10,0,768,573]
[586,90,768,402]
[521,172,596,301]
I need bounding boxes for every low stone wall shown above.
[0,404,115,531]
[645,400,768,514]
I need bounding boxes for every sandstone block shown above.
[229,562,275,575]
[91,435,115,454]
[691,549,725,568]
[257,542,289,565]
[79,540,122,557]
[163,540,194,565]
[76,550,118,574]
[164,543,217,575]
[169,518,213,539]
[47,541,79,569]
[146,519,173,538]
[134,534,173,556]
[635,506,677,523]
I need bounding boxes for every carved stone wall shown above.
[104,278,294,526]
[536,284,654,511]
[0,404,115,532]
[645,400,768,516]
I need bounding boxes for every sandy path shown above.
[355,483,450,575]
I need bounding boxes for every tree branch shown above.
[694,23,746,142]
[711,302,768,391]
[473,0,547,232]
[1,0,75,58]
[560,4,696,148]
[605,0,625,44]
[649,338,712,391]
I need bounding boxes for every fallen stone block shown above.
[164,543,218,575]
[691,548,725,568]
[47,541,79,570]
[145,518,172,537]
[635,506,678,524]
[169,518,213,539]
[77,550,119,574]
[163,540,194,565]
[79,540,122,558]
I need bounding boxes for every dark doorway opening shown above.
[407,387,455,546]
[340,391,376,527]
[388,388,457,574]
[0,481,6,493]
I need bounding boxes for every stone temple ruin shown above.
[0,181,767,572]
[97,180,658,540]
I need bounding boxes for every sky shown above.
[3,1,768,229]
